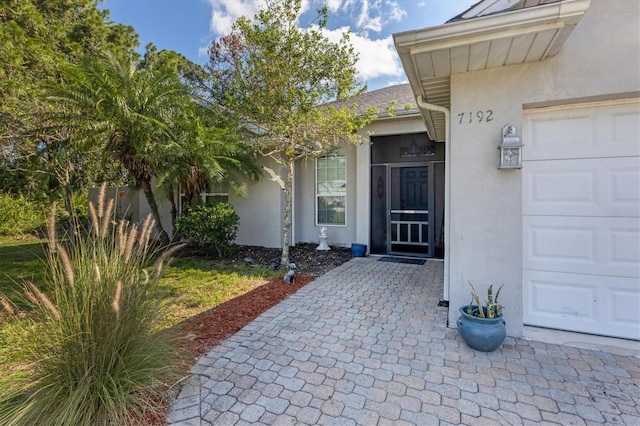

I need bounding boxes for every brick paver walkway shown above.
[168,257,640,425]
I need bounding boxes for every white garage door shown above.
[522,99,640,340]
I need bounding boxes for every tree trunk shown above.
[168,192,180,242]
[280,159,294,266]
[140,179,170,245]
[59,164,78,244]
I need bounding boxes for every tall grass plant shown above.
[0,185,182,426]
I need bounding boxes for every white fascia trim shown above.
[394,0,591,55]
[372,110,422,122]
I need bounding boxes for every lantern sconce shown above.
[498,123,523,169]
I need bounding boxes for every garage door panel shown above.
[524,216,640,278]
[610,167,640,206]
[523,270,640,340]
[527,113,594,160]
[526,273,597,319]
[523,156,640,216]
[611,288,640,329]
[524,219,596,264]
[611,110,640,145]
[610,228,640,267]
[525,102,640,161]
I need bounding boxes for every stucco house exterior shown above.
[112,0,639,342]
[394,0,639,340]
[232,83,446,259]
[118,82,441,257]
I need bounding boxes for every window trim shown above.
[315,154,347,227]
[178,183,229,215]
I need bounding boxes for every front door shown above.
[370,164,435,257]
[390,166,430,256]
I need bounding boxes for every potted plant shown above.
[457,281,506,352]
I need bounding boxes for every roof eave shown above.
[393,0,592,142]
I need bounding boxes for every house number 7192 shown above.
[457,110,494,124]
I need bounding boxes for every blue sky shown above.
[101,0,477,91]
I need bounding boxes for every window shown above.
[178,181,229,214]
[316,154,346,225]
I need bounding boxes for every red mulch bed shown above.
[178,275,315,357]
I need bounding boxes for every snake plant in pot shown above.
[457,281,506,352]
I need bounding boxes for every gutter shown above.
[415,95,451,301]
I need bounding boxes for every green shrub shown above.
[0,186,182,426]
[0,193,47,236]
[175,202,240,257]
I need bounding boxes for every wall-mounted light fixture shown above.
[498,123,523,169]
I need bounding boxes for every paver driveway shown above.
[168,257,640,425]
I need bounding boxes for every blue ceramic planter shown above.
[351,243,367,257]
[457,305,506,352]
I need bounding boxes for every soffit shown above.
[394,0,591,142]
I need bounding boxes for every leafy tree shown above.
[139,46,261,234]
[207,0,376,265]
[0,0,139,212]
[157,118,261,234]
[47,50,195,244]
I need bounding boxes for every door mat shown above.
[378,257,426,265]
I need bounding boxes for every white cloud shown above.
[356,0,381,32]
[384,77,408,87]
[198,45,209,58]
[386,1,407,22]
[206,0,262,35]
[352,0,407,33]
[325,0,343,13]
[206,0,408,38]
[321,27,403,81]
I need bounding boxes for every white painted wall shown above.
[446,0,640,336]
[125,161,283,248]
[232,157,284,248]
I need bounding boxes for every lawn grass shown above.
[0,236,47,299]
[159,256,279,327]
[0,237,279,375]
[0,237,48,369]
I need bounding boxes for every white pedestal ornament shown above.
[317,227,330,251]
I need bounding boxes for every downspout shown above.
[415,95,451,301]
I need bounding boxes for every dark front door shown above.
[370,164,435,257]
[389,166,430,256]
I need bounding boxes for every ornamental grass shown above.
[0,185,183,426]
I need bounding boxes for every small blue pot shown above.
[351,243,367,257]
[457,305,506,352]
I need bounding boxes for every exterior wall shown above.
[104,119,428,250]
[231,157,284,248]
[122,159,283,248]
[88,186,134,221]
[292,116,429,251]
[446,0,640,336]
